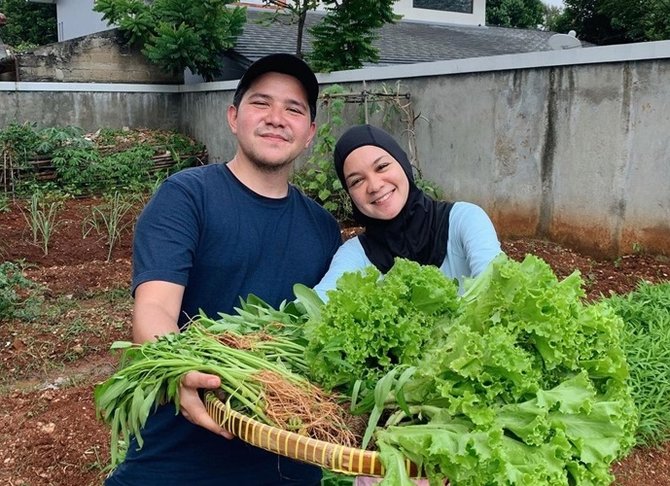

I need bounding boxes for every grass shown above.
[82,192,140,262]
[21,192,65,256]
[603,281,670,447]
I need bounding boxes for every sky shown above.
[544,0,565,7]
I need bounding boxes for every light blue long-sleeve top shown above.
[314,201,502,300]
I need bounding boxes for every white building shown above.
[29,0,486,43]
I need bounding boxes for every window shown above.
[413,0,473,14]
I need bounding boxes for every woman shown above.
[314,124,502,300]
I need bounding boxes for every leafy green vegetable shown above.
[304,258,459,393]
[371,254,637,485]
[95,319,309,468]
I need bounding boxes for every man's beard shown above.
[248,155,294,174]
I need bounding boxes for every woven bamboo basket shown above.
[204,391,422,478]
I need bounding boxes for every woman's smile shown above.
[343,145,410,220]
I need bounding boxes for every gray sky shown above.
[544,0,565,7]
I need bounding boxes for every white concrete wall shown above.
[2,40,670,257]
[56,0,112,41]
[308,41,670,256]
[0,83,180,133]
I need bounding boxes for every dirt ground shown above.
[1,196,669,486]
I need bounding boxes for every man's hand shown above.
[179,371,234,439]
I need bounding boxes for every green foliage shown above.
[602,281,670,447]
[550,0,626,44]
[371,254,637,485]
[11,41,39,53]
[0,122,41,158]
[486,0,545,29]
[35,126,92,154]
[0,124,205,196]
[308,0,398,73]
[260,0,319,56]
[291,85,352,222]
[304,259,460,393]
[51,144,156,194]
[550,0,669,44]
[0,193,9,213]
[542,5,564,32]
[600,0,670,42]
[413,165,444,201]
[320,470,353,485]
[94,0,247,80]
[0,0,57,47]
[0,122,40,194]
[0,261,43,322]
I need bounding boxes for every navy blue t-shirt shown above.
[107,163,341,485]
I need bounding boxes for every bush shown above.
[0,124,206,197]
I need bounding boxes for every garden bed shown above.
[0,196,669,485]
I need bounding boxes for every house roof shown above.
[232,8,574,68]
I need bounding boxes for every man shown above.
[105,53,342,485]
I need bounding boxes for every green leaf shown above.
[292,283,324,321]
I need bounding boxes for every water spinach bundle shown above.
[94,302,353,468]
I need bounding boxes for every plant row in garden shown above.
[93,255,670,485]
[0,124,209,259]
[6,190,147,260]
[0,123,207,197]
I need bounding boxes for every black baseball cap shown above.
[233,53,319,121]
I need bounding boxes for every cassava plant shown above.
[0,122,41,195]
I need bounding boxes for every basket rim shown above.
[204,391,422,478]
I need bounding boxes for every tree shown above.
[551,0,627,44]
[262,0,319,58]
[486,0,545,29]
[543,5,564,31]
[600,0,670,41]
[93,0,246,80]
[550,0,669,44]
[308,0,398,73]
[0,0,57,48]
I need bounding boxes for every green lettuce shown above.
[304,258,459,392]
[373,254,637,485]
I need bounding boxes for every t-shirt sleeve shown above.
[313,237,370,302]
[131,179,201,296]
[447,202,502,278]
